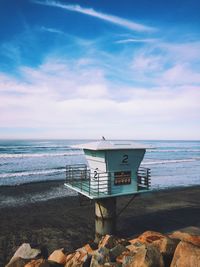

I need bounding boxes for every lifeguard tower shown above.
[65,139,151,241]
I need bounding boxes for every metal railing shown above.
[137,167,151,190]
[65,164,151,197]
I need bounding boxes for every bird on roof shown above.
[102,136,106,140]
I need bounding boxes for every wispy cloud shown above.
[116,38,156,44]
[40,26,64,34]
[33,0,155,32]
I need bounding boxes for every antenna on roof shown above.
[102,136,106,140]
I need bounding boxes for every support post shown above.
[95,197,116,243]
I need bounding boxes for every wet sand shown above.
[0,182,200,266]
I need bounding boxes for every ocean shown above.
[0,140,199,207]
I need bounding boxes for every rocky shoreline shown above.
[0,183,200,266]
[5,229,200,266]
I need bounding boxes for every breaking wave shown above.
[0,168,66,179]
[142,158,200,165]
[0,151,83,159]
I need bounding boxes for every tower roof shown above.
[72,140,150,151]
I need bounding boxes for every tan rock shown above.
[83,244,94,255]
[48,249,66,265]
[99,235,129,250]
[65,252,75,263]
[6,244,41,267]
[169,230,200,247]
[76,243,93,256]
[116,251,131,264]
[170,241,200,267]
[137,231,166,244]
[99,235,112,248]
[122,244,164,267]
[65,250,91,267]
[126,243,146,253]
[131,231,179,266]
[24,259,45,267]
[5,257,30,267]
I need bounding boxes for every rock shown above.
[5,257,30,267]
[170,241,200,267]
[65,249,92,267]
[116,251,131,265]
[131,231,179,266]
[65,253,75,263]
[40,260,64,267]
[64,251,82,267]
[99,235,116,249]
[126,243,146,253]
[136,231,167,244]
[109,244,128,262]
[104,263,122,266]
[6,244,41,267]
[90,247,110,267]
[99,235,130,250]
[77,244,94,256]
[169,230,200,247]
[48,249,66,265]
[24,259,45,267]
[122,244,165,267]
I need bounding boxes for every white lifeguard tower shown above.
[65,139,151,241]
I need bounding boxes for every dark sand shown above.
[0,182,200,266]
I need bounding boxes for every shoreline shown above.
[0,183,200,265]
[0,178,199,195]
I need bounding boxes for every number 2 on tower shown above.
[122,154,128,164]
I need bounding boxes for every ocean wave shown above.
[0,145,79,149]
[142,158,200,165]
[0,168,66,179]
[0,151,83,159]
[148,149,200,153]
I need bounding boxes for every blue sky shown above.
[0,0,200,139]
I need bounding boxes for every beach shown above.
[0,182,200,266]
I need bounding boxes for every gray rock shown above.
[90,247,110,267]
[109,244,127,262]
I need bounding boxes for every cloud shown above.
[40,26,64,34]
[161,64,200,85]
[0,57,200,139]
[116,38,156,44]
[32,0,155,32]
[131,54,163,72]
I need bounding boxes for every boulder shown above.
[170,241,200,267]
[136,231,167,244]
[109,244,128,262]
[104,263,122,266]
[65,249,91,267]
[99,235,117,249]
[40,260,64,267]
[6,244,41,267]
[77,244,94,256]
[169,231,200,247]
[99,235,130,250]
[24,259,45,267]
[122,244,164,267]
[48,249,66,265]
[5,257,30,267]
[131,231,179,266]
[90,247,110,267]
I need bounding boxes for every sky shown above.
[0,0,200,140]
